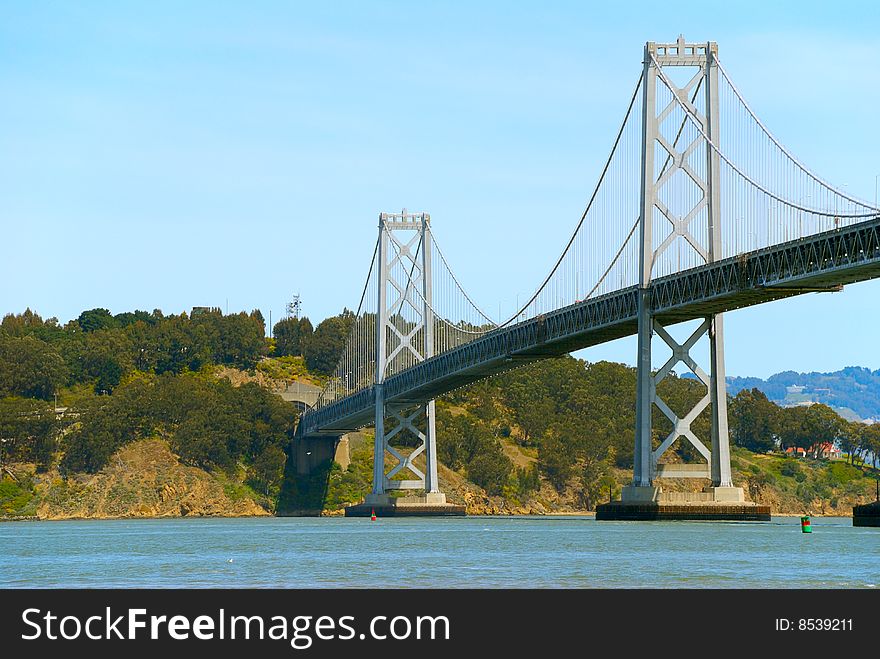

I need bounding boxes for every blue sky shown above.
[2,1,879,378]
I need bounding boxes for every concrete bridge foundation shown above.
[596,485,770,520]
[345,493,465,517]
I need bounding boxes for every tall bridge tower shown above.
[366,210,447,507]
[625,37,742,504]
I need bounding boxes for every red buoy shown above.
[371,508,377,521]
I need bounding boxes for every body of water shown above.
[1,516,877,588]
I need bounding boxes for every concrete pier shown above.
[345,493,466,517]
[596,486,770,521]
[852,501,880,527]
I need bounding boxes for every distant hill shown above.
[726,367,880,421]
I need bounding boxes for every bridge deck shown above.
[298,216,880,438]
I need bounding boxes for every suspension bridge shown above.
[294,37,880,519]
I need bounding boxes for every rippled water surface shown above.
[2,516,878,588]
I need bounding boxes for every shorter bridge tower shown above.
[365,210,448,508]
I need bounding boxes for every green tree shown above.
[538,426,578,491]
[217,312,267,369]
[514,464,540,494]
[436,409,488,470]
[581,361,637,468]
[273,317,313,357]
[858,423,880,468]
[0,335,68,400]
[838,421,863,465]
[776,404,843,457]
[61,429,119,474]
[729,388,778,453]
[579,459,614,510]
[0,397,58,472]
[172,411,235,472]
[303,312,354,375]
[77,308,117,333]
[466,442,513,495]
[1,308,61,340]
[802,404,843,458]
[499,373,555,445]
[114,310,156,328]
[125,319,160,372]
[80,329,134,394]
[777,406,803,452]
[251,445,287,495]
[152,316,198,375]
[249,309,266,336]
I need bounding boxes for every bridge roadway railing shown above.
[298,216,880,438]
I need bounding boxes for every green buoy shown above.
[801,515,812,533]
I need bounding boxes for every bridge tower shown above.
[625,37,743,505]
[365,210,447,508]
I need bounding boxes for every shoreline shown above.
[2,510,858,523]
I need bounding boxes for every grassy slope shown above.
[729,448,878,515]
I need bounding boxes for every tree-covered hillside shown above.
[0,308,298,517]
[418,357,880,513]
[2,306,878,519]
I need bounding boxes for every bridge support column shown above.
[366,400,445,503]
[358,399,462,514]
[623,313,743,504]
[371,384,386,496]
[708,314,733,489]
[424,399,440,495]
[632,288,654,490]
